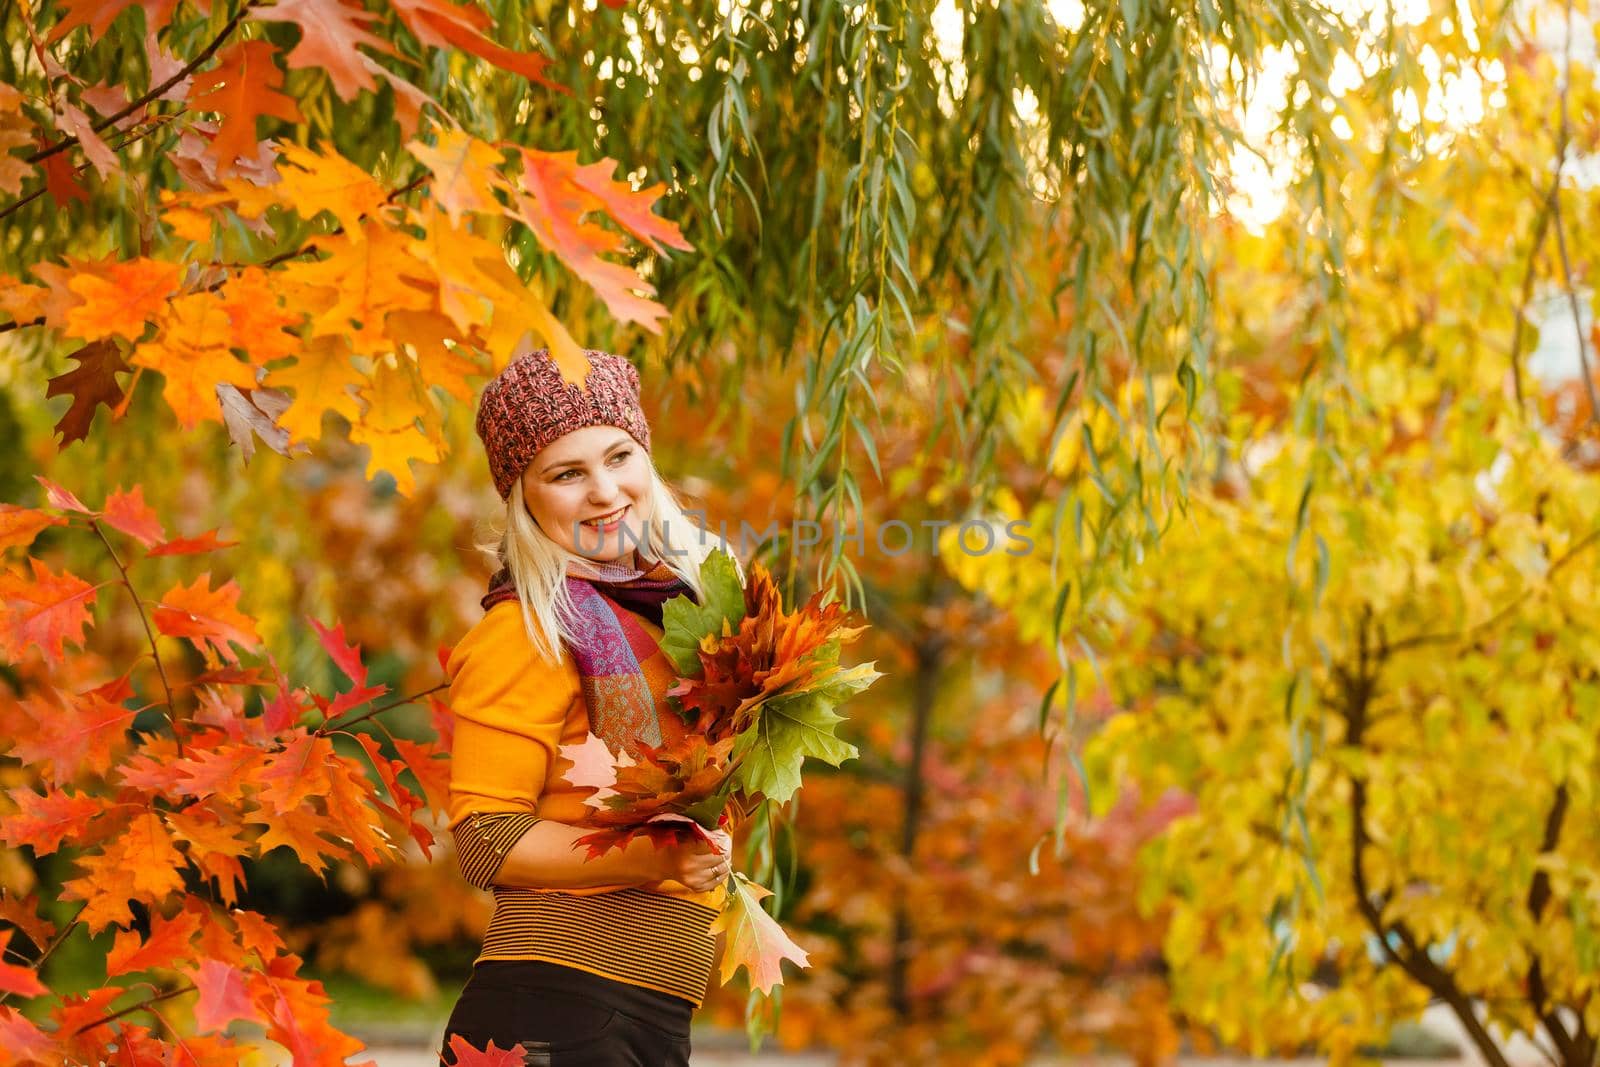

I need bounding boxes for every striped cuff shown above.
[452,811,542,889]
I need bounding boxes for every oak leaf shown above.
[45,339,131,446]
[250,0,399,102]
[63,258,182,342]
[188,41,304,177]
[0,557,100,664]
[153,573,260,665]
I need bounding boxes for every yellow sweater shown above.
[446,599,729,1006]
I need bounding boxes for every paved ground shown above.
[270,1002,1554,1066]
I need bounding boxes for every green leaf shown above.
[732,664,877,804]
[660,548,747,676]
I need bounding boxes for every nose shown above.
[588,468,618,503]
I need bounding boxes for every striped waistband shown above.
[476,886,721,1007]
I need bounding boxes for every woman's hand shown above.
[653,827,734,892]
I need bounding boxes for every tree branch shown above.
[1341,618,1513,1067]
[316,680,450,736]
[25,1,261,169]
[1525,783,1576,1064]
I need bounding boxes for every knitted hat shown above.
[474,347,652,499]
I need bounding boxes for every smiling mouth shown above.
[582,506,628,527]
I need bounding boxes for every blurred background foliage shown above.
[3,0,1599,1062]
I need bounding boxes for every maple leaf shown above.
[102,484,166,546]
[188,40,304,177]
[216,382,303,462]
[557,731,635,805]
[0,787,120,854]
[165,807,250,904]
[407,129,505,225]
[0,557,100,664]
[659,549,746,674]
[131,291,261,429]
[445,1035,526,1067]
[250,0,400,102]
[52,100,118,179]
[730,673,871,805]
[189,959,259,1032]
[61,814,185,932]
[153,573,260,666]
[105,907,202,977]
[0,504,65,553]
[63,258,182,342]
[708,875,810,994]
[171,743,266,801]
[45,339,133,446]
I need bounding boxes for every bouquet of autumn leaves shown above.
[554,549,880,994]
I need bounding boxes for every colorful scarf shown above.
[480,557,698,755]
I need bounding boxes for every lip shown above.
[582,505,629,526]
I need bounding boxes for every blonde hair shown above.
[476,459,739,666]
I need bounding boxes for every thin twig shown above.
[89,520,181,740]
[316,680,449,736]
[0,904,84,1007]
[1545,0,1599,427]
[25,1,261,168]
[73,983,196,1035]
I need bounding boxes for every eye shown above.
[554,469,580,482]
[610,449,632,464]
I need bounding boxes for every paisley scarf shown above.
[480,555,698,755]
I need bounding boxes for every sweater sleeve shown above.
[445,604,580,890]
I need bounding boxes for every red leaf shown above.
[308,617,367,687]
[446,1035,525,1067]
[249,953,369,1065]
[0,557,100,664]
[106,907,202,977]
[11,684,139,781]
[33,475,91,513]
[0,957,47,998]
[0,786,108,854]
[152,573,260,665]
[0,1005,54,1061]
[189,959,258,1032]
[147,529,240,557]
[0,894,58,950]
[393,738,449,816]
[102,485,166,546]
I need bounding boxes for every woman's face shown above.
[520,425,654,563]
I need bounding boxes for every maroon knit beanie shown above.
[474,348,652,499]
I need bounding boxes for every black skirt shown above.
[439,959,694,1067]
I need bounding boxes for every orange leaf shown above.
[0,958,47,999]
[106,906,202,977]
[708,876,810,994]
[152,573,261,666]
[0,505,65,553]
[0,557,99,664]
[148,528,240,557]
[389,0,563,91]
[188,40,304,178]
[407,129,505,226]
[130,291,261,429]
[189,958,259,1032]
[11,683,139,782]
[0,787,106,854]
[63,258,182,342]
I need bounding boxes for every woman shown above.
[440,346,737,1067]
